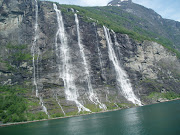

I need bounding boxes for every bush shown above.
[36,112,48,120]
[148,91,180,100]
[51,113,64,118]
[164,91,180,100]
[0,85,28,123]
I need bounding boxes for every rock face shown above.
[0,0,180,117]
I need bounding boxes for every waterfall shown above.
[55,94,66,116]
[74,14,107,110]
[103,26,142,106]
[31,0,49,117]
[31,0,39,98]
[53,4,90,112]
[39,97,49,116]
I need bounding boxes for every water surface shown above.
[1,100,180,135]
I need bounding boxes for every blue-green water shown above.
[1,100,180,135]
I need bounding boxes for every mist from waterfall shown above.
[103,26,142,106]
[74,13,107,110]
[53,4,90,113]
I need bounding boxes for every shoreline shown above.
[1,98,180,127]
[0,106,124,128]
[0,108,122,127]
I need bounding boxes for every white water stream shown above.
[53,4,90,112]
[31,0,49,117]
[31,0,39,98]
[55,94,66,116]
[74,14,107,110]
[103,26,142,106]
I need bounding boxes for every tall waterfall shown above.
[31,0,49,117]
[74,14,107,110]
[53,4,90,112]
[31,0,39,98]
[103,26,142,106]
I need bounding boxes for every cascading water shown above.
[103,26,142,106]
[55,93,66,116]
[31,0,39,98]
[31,0,49,117]
[74,13,107,110]
[39,97,49,115]
[53,4,90,112]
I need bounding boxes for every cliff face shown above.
[0,0,180,119]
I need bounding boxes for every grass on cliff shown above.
[148,91,180,100]
[59,4,180,59]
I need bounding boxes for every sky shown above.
[47,0,180,22]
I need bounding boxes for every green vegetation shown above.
[139,79,164,92]
[0,85,48,123]
[117,103,135,108]
[6,43,27,50]
[139,77,179,93]
[0,43,33,73]
[6,43,32,63]
[27,112,48,121]
[66,111,79,116]
[51,113,64,118]
[140,77,180,102]
[85,104,102,112]
[160,44,180,59]
[59,5,180,59]
[148,91,180,100]
[105,84,115,88]
[105,102,118,110]
[0,85,28,123]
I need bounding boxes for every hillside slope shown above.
[107,0,180,51]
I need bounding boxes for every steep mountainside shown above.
[107,0,180,51]
[0,0,180,123]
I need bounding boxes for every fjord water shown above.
[1,100,180,135]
